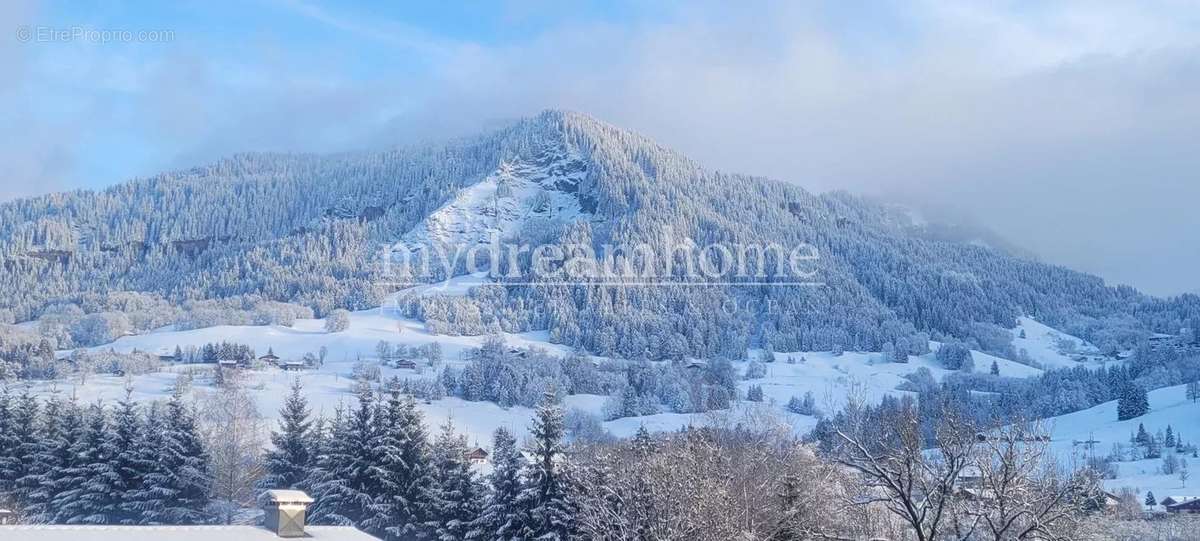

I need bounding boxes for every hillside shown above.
[1,110,1197,362]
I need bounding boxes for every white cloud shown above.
[3,0,1198,294]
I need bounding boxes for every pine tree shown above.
[1166,426,1176,448]
[368,391,434,541]
[1145,491,1157,506]
[1136,423,1150,445]
[261,379,314,491]
[20,395,81,523]
[990,360,1000,376]
[427,419,482,541]
[306,405,348,525]
[514,389,575,540]
[308,385,379,529]
[135,390,212,524]
[54,402,121,524]
[473,427,524,541]
[112,391,154,524]
[1118,384,1149,421]
[0,387,20,500]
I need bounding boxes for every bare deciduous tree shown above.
[960,420,1095,540]
[573,407,879,540]
[835,405,977,541]
[198,377,266,524]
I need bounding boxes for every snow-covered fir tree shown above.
[426,419,482,541]
[1117,384,1150,421]
[133,389,211,524]
[514,389,576,540]
[19,395,80,523]
[260,379,315,491]
[52,402,121,524]
[307,385,380,529]
[367,389,434,541]
[111,391,154,524]
[472,426,525,541]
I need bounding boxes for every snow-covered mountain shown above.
[400,144,596,252]
[0,110,1196,360]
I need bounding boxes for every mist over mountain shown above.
[1,110,1196,358]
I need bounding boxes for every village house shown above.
[1166,498,1200,514]
[466,447,489,464]
[394,358,417,370]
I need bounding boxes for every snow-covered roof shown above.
[265,489,314,503]
[0,525,379,540]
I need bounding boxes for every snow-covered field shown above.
[43,284,1175,495]
[1042,383,1200,508]
[1011,316,1105,369]
[46,299,1055,445]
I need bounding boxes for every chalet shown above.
[217,359,241,369]
[1166,497,1200,514]
[0,490,378,539]
[1160,496,1196,508]
[260,352,281,365]
[395,358,417,370]
[281,361,307,371]
[466,447,489,464]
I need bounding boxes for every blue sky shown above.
[3,0,1200,296]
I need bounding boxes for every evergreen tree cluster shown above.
[265,379,577,541]
[0,387,211,525]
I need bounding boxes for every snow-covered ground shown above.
[740,346,1040,415]
[1042,383,1200,508]
[46,298,1051,447]
[46,283,1163,493]
[399,148,595,251]
[1011,316,1104,369]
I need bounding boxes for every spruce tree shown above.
[112,391,153,524]
[308,385,380,529]
[1136,423,1149,444]
[261,379,314,491]
[0,387,19,500]
[20,395,81,523]
[306,405,349,526]
[1118,385,1149,421]
[1145,491,1157,506]
[369,390,434,541]
[0,389,38,517]
[473,427,524,541]
[514,389,576,540]
[135,390,212,524]
[54,402,121,524]
[427,419,481,541]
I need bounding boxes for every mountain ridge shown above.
[1,110,1196,359]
